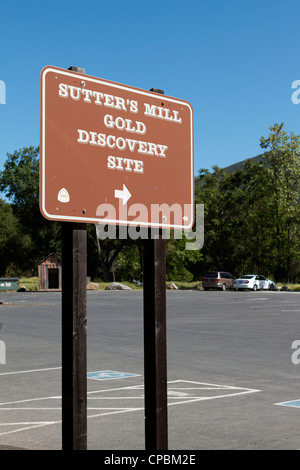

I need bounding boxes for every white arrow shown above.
[114,184,131,205]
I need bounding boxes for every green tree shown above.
[0,199,32,276]
[87,224,133,281]
[195,166,238,273]
[260,123,300,281]
[166,234,202,282]
[195,123,300,282]
[225,158,273,275]
[0,146,61,272]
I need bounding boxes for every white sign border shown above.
[40,66,194,229]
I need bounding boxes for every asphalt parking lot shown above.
[0,289,300,450]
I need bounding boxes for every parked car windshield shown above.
[204,272,218,278]
[241,275,254,279]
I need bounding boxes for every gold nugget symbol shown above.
[57,188,70,203]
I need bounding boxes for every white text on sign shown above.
[58,82,182,176]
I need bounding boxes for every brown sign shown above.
[40,66,194,229]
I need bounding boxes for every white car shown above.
[233,274,275,291]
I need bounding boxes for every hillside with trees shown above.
[194,123,300,282]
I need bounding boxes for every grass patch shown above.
[276,283,300,292]
[13,278,300,292]
[18,276,38,291]
[16,278,200,291]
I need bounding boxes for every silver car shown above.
[233,274,275,291]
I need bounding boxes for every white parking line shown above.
[0,367,61,376]
[281,310,300,313]
[0,379,261,437]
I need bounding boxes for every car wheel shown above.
[253,284,258,291]
[221,283,226,291]
[270,284,275,291]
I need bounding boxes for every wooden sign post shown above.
[143,228,168,449]
[61,221,87,450]
[61,67,87,451]
[40,66,193,450]
[143,88,168,450]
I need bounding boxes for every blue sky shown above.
[1,0,300,177]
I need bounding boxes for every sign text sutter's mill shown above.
[40,66,194,229]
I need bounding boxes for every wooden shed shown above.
[38,253,62,291]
